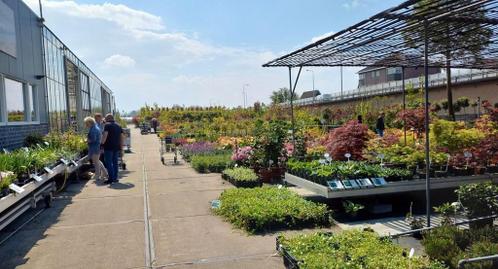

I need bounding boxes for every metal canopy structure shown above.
[263,0,498,227]
[264,0,498,69]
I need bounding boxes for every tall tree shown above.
[404,0,492,121]
[270,87,298,105]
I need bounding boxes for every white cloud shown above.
[342,0,362,9]
[311,31,335,43]
[26,0,164,31]
[23,0,360,111]
[103,54,136,68]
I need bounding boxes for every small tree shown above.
[323,121,371,161]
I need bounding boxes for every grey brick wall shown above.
[0,124,49,150]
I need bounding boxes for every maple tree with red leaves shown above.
[323,120,371,161]
[396,107,426,135]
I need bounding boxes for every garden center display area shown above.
[1,0,498,268]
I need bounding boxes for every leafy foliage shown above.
[214,186,330,233]
[222,167,258,182]
[281,230,446,269]
[323,120,371,161]
[191,154,232,173]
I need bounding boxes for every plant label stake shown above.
[9,183,25,194]
[31,174,43,182]
[44,167,54,174]
[3,148,10,154]
[60,158,69,165]
[44,142,50,146]
[378,153,385,166]
[71,160,78,167]
[345,153,351,162]
[464,151,472,167]
[22,147,29,152]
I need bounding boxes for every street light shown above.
[242,83,250,108]
[306,69,317,103]
[305,69,315,92]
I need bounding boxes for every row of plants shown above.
[191,154,232,173]
[279,230,446,269]
[221,167,261,188]
[286,159,413,185]
[213,186,331,233]
[0,132,87,198]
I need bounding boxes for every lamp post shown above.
[242,84,249,108]
[306,69,316,103]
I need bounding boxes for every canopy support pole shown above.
[402,66,407,145]
[289,66,303,148]
[424,20,431,228]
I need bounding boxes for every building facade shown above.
[0,0,115,149]
[358,66,441,87]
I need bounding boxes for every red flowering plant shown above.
[323,120,372,161]
[482,100,498,123]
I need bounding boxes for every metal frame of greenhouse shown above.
[263,0,498,227]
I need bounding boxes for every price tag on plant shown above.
[60,158,69,165]
[44,167,54,174]
[31,174,44,182]
[71,160,78,167]
[9,183,25,194]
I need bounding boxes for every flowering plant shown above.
[231,146,253,166]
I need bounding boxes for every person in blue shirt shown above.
[85,117,108,181]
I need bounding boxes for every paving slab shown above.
[0,221,145,269]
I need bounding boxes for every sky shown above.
[24,0,402,112]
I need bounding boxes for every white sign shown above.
[9,183,24,194]
[409,248,415,258]
[60,158,69,165]
[71,160,78,167]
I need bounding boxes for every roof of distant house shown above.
[301,90,321,99]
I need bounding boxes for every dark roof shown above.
[263,0,498,69]
[301,90,321,99]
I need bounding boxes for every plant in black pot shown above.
[343,200,364,220]
[456,182,498,229]
[405,202,425,239]
[252,120,289,183]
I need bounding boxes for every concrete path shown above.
[0,128,283,269]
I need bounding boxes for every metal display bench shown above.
[0,155,88,231]
[284,173,498,199]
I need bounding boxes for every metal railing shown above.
[458,254,498,269]
[286,69,498,107]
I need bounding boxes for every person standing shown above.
[84,117,108,181]
[376,112,385,137]
[101,114,123,184]
[94,113,105,134]
[357,115,363,124]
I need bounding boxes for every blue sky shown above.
[25,0,402,111]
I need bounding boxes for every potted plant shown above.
[455,182,498,229]
[405,202,425,239]
[252,120,289,183]
[343,200,364,219]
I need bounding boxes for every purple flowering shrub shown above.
[231,146,253,166]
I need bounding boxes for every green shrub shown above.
[455,182,498,228]
[214,186,330,233]
[280,230,446,269]
[191,154,232,173]
[222,167,258,182]
[422,226,466,266]
[422,225,498,269]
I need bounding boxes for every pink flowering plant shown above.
[231,146,253,167]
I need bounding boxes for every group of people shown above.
[84,113,124,185]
